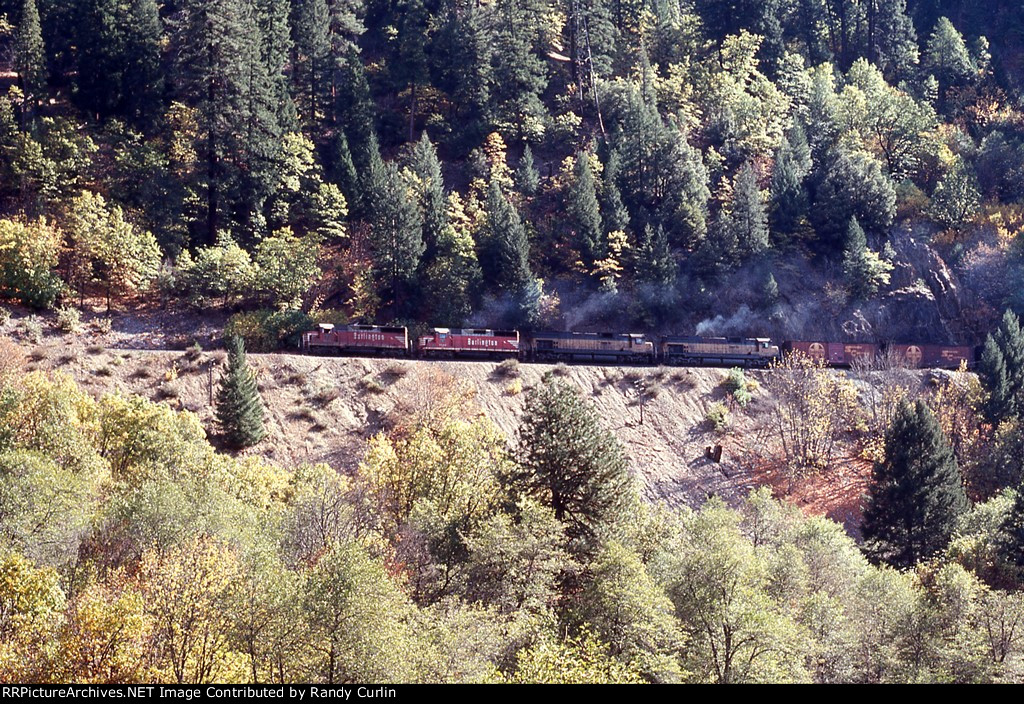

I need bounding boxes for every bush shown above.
[21,316,43,344]
[359,374,385,394]
[494,357,520,378]
[56,306,82,333]
[723,368,758,407]
[706,402,730,432]
[505,378,523,396]
[0,307,10,327]
[91,317,112,334]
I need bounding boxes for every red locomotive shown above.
[301,324,410,355]
[417,328,520,359]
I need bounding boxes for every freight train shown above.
[300,323,976,370]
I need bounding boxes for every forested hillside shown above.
[0,1,1020,341]
[4,0,1024,685]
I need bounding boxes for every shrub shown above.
[359,375,385,394]
[86,344,105,355]
[724,367,758,407]
[56,306,82,333]
[706,402,730,432]
[91,317,113,334]
[382,363,409,380]
[494,357,520,378]
[185,341,203,360]
[505,378,523,396]
[553,362,570,377]
[0,307,10,327]
[311,384,341,407]
[21,317,43,344]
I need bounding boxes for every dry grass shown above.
[0,336,24,380]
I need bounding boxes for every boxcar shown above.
[417,328,520,359]
[782,341,879,367]
[527,331,655,363]
[888,344,974,369]
[301,323,409,355]
[661,337,780,367]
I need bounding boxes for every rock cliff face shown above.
[883,228,967,343]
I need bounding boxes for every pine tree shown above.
[924,17,975,109]
[567,151,604,274]
[291,0,331,125]
[123,0,165,130]
[728,161,769,258]
[172,0,273,244]
[216,336,268,449]
[14,0,46,116]
[480,180,533,294]
[841,217,893,300]
[515,144,540,196]
[512,377,634,551]
[393,0,429,141]
[433,4,492,149]
[327,131,361,216]
[405,132,446,262]
[862,399,969,568]
[253,0,296,132]
[633,224,675,286]
[74,0,125,118]
[770,126,811,242]
[369,161,424,312]
[979,310,1024,424]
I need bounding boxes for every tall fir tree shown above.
[480,180,533,294]
[433,4,492,149]
[770,126,812,242]
[491,0,549,140]
[633,224,676,286]
[405,132,447,263]
[862,399,969,568]
[14,0,46,118]
[253,0,297,132]
[369,161,425,312]
[566,151,605,275]
[74,0,125,118]
[515,144,540,197]
[172,0,275,243]
[512,377,634,552]
[393,0,429,141]
[924,16,975,110]
[728,161,769,258]
[216,336,268,449]
[291,0,332,126]
[979,310,1024,424]
[123,0,166,130]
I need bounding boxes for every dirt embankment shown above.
[11,327,770,508]
[5,307,937,526]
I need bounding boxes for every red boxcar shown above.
[888,344,973,369]
[417,328,520,358]
[782,341,879,366]
[301,324,409,355]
